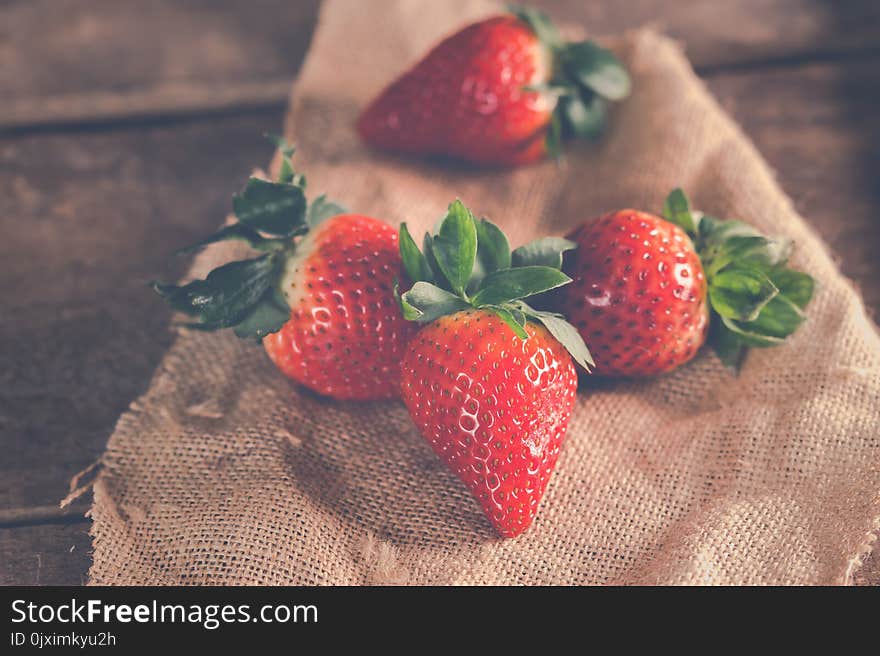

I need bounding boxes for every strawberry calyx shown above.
[396,200,594,371]
[511,5,631,154]
[661,188,815,368]
[151,137,346,340]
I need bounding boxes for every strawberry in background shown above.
[555,189,815,375]
[396,200,593,537]
[152,140,416,400]
[358,6,631,166]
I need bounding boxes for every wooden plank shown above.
[0,502,91,529]
[2,80,294,133]
[0,109,284,509]
[546,0,880,70]
[1,0,320,129]
[0,524,94,585]
[3,0,880,129]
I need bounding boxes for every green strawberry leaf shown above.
[698,216,762,248]
[696,213,720,242]
[704,235,771,275]
[154,138,349,342]
[520,304,594,371]
[698,217,768,275]
[232,178,308,237]
[470,217,512,291]
[662,188,815,368]
[522,82,574,98]
[399,223,434,283]
[709,319,747,370]
[511,237,577,269]
[232,288,290,340]
[545,112,564,160]
[266,134,298,184]
[716,293,805,349]
[431,200,478,296]
[739,236,792,269]
[768,267,815,309]
[510,305,527,328]
[705,234,792,277]
[559,92,607,139]
[718,315,785,348]
[708,265,779,322]
[422,232,452,290]
[175,223,278,255]
[515,8,629,149]
[562,40,631,101]
[152,254,282,330]
[399,281,470,323]
[395,201,583,361]
[743,294,806,340]
[490,305,529,340]
[509,5,563,50]
[278,157,295,185]
[474,217,512,275]
[471,266,571,306]
[662,188,697,235]
[307,194,346,227]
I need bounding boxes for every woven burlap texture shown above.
[88,0,880,585]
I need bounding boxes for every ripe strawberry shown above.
[396,200,592,537]
[153,140,415,400]
[555,189,815,375]
[558,208,709,376]
[262,213,416,399]
[357,7,631,166]
[402,310,578,537]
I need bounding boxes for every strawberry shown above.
[153,139,415,400]
[555,189,815,375]
[357,7,631,166]
[396,200,592,537]
[261,213,416,399]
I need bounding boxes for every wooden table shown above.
[2,0,878,585]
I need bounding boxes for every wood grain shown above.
[0,502,91,529]
[546,0,880,69]
[0,111,284,509]
[0,524,94,585]
[1,0,320,129]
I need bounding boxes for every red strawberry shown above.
[402,310,577,537]
[153,140,415,400]
[263,213,416,400]
[556,189,815,375]
[358,8,631,166]
[560,208,709,376]
[396,200,592,537]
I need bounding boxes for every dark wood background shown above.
[2,0,878,585]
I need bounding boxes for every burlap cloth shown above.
[87,0,880,585]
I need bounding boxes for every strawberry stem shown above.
[660,188,815,368]
[511,5,631,148]
[397,199,594,370]
[151,138,347,341]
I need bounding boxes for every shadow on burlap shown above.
[86,0,880,585]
